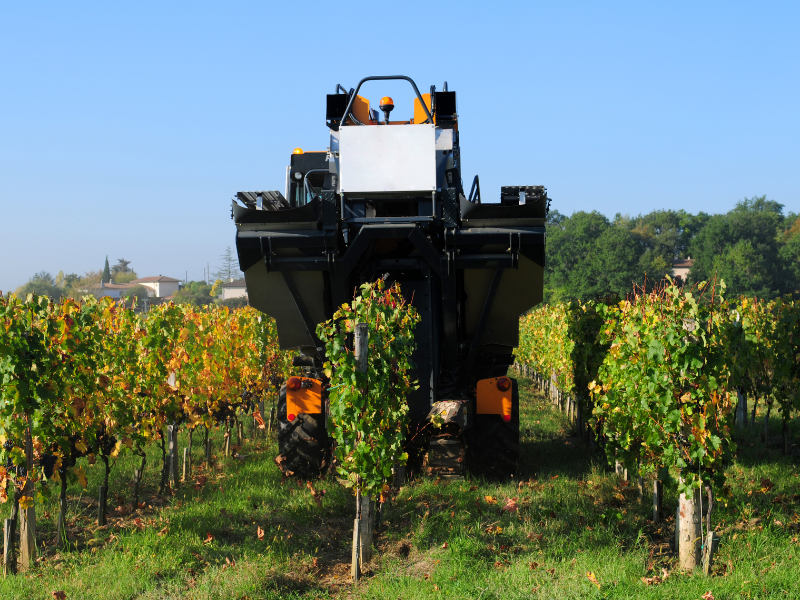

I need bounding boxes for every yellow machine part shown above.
[287,378,323,416]
[476,378,512,417]
[413,93,434,124]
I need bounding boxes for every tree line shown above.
[12,248,245,308]
[545,196,799,302]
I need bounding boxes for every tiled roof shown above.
[672,259,694,268]
[133,276,181,283]
[223,278,247,288]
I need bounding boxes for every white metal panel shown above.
[435,128,453,150]
[339,125,436,193]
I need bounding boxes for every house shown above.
[672,257,693,286]
[91,281,136,299]
[222,278,248,300]
[132,276,181,298]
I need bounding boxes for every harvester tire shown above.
[466,380,519,479]
[276,385,330,478]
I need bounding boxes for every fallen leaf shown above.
[134,518,144,530]
[157,526,168,536]
[257,526,265,540]
[485,496,497,505]
[225,556,236,567]
[441,542,448,549]
[312,557,319,568]
[469,486,478,492]
[529,562,539,570]
[547,568,555,575]
[527,532,544,541]
[52,592,67,600]
[501,498,519,513]
[307,481,326,508]
[701,592,715,600]
[586,571,601,589]
[202,532,214,545]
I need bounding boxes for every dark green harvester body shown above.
[233,76,546,479]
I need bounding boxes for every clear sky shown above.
[1,1,798,293]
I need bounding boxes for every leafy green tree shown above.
[779,216,800,294]
[218,296,248,309]
[689,196,786,297]
[16,271,61,299]
[111,259,132,277]
[173,281,213,306]
[545,211,640,302]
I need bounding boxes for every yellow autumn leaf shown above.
[586,572,601,589]
[110,441,122,458]
[18,495,34,510]
[75,440,88,453]
[75,466,88,489]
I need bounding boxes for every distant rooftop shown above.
[223,278,247,288]
[673,258,694,268]
[133,276,181,283]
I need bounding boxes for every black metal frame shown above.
[339,76,433,126]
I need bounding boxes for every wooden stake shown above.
[702,530,721,576]
[98,486,107,526]
[359,495,374,564]
[736,389,747,430]
[351,518,360,582]
[354,323,369,372]
[678,483,702,570]
[182,448,190,482]
[168,424,179,488]
[3,518,15,576]
[19,430,36,570]
[653,480,663,523]
[56,497,68,550]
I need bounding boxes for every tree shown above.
[545,211,640,302]
[120,284,150,302]
[210,279,224,298]
[172,281,213,306]
[15,271,61,299]
[112,259,132,277]
[689,196,786,297]
[102,256,111,284]
[212,247,243,282]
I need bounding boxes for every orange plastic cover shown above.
[413,93,434,125]
[287,378,323,416]
[476,378,512,416]
[350,95,372,124]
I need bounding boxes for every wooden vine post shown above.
[351,322,370,582]
[19,427,36,571]
[677,478,702,570]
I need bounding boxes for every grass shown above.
[1,380,798,599]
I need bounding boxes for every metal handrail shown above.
[339,75,433,126]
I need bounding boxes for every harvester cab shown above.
[232,75,547,480]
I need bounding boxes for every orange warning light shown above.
[292,148,304,155]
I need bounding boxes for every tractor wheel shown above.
[275,385,330,478]
[465,380,520,479]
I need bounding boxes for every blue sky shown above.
[1,1,798,292]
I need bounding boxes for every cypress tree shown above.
[102,256,111,283]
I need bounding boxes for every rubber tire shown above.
[465,379,520,479]
[276,384,330,478]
